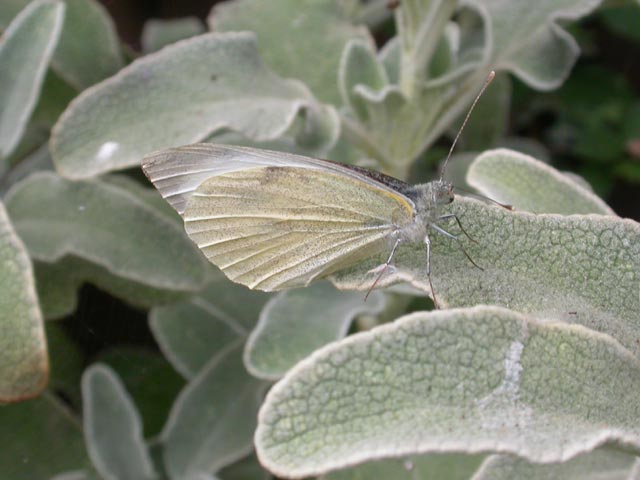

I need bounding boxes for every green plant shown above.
[0,0,638,479]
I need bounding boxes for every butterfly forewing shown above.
[183,166,414,291]
[142,144,413,215]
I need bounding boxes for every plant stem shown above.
[399,0,459,98]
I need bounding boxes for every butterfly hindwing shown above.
[183,166,415,290]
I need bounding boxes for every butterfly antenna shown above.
[439,71,496,182]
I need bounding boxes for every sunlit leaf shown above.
[256,306,640,478]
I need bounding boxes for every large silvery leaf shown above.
[0,201,47,402]
[472,449,639,480]
[0,0,64,160]
[0,0,124,89]
[471,0,602,89]
[467,149,615,215]
[255,306,640,478]
[245,282,386,380]
[150,274,270,379]
[330,196,640,357]
[162,343,267,478]
[51,32,335,178]
[210,0,372,105]
[82,364,156,480]
[5,172,208,292]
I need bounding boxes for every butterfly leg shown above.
[430,224,483,271]
[424,234,439,309]
[365,236,401,301]
[437,213,477,243]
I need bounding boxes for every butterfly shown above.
[142,143,484,307]
[141,73,496,307]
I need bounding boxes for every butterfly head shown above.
[432,180,454,206]
[410,180,455,226]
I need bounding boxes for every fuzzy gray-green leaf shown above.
[0,201,47,402]
[82,364,156,480]
[256,306,640,478]
[5,172,208,292]
[0,0,124,89]
[331,197,639,356]
[210,0,372,105]
[162,343,267,477]
[36,256,192,320]
[467,149,615,215]
[0,0,64,159]
[151,275,270,379]
[339,39,388,121]
[473,0,602,89]
[51,32,329,178]
[245,282,385,380]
